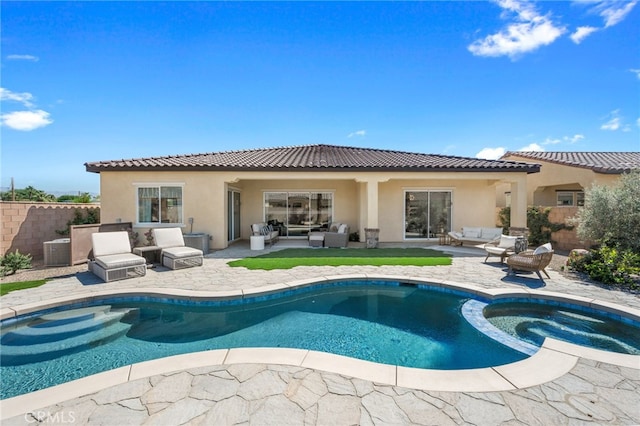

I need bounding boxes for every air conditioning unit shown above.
[183,233,210,254]
[44,238,71,266]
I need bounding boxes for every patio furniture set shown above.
[89,228,204,282]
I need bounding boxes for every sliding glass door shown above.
[265,192,333,238]
[404,191,452,239]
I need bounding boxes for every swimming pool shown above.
[1,279,639,400]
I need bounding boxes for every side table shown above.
[133,246,161,266]
[438,233,450,245]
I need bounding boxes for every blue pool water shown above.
[1,282,527,399]
[1,280,638,400]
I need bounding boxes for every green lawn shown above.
[228,248,452,270]
[0,279,48,296]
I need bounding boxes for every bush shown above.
[56,208,100,236]
[567,245,640,289]
[498,206,572,246]
[0,250,33,276]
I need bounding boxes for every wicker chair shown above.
[506,243,554,280]
[152,228,203,270]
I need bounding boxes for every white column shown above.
[510,177,527,228]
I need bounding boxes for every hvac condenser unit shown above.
[43,238,71,266]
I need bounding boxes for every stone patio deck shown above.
[1,242,639,425]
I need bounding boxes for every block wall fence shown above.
[1,202,100,261]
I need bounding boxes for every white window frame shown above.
[134,183,185,226]
[556,190,584,207]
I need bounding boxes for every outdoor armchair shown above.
[483,234,518,263]
[506,243,554,280]
[89,231,146,282]
[324,223,350,248]
[152,228,204,270]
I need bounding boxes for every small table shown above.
[133,246,161,266]
[250,235,265,250]
[438,234,450,245]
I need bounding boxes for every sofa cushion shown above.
[163,246,203,260]
[92,232,132,257]
[153,228,186,249]
[480,227,503,240]
[462,227,481,238]
[338,224,348,234]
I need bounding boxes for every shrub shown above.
[567,245,640,289]
[498,206,572,246]
[56,208,100,236]
[0,250,33,276]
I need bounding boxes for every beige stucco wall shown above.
[98,169,530,249]
[497,156,622,207]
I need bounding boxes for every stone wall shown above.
[1,202,100,260]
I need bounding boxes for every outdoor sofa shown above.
[89,231,146,282]
[251,223,279,247]
[448,227,502,246]
[152,228,204,270]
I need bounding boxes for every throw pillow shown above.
[338,224,348,234]
[498,235,518,248]
[533,243,552,255]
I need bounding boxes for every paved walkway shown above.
[1,242,639,425]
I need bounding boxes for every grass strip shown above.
[0,279,48,296]
[228,248,452,270]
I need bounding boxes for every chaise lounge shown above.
[483,234,518,263]
[89,231,146,282]
[152,228,204,270]
[507,243,554,280]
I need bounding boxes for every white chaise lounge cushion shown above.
[162,246,203,259]
[92,231,133,257]
[95,253,146,270]
[153,228,186,248]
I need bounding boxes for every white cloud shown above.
[347,130,366,138]
[476,147,506,159]
[600,109,622,131]
[468,0,565,59]
[630,69,640,79]
[570,26,598,44]
[564,134,585,143]
[518,143,544,152]
[0,87,35,108]
[593,0,638,27]
[6,54,39,62]
[1,110,53,131]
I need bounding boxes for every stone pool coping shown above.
[2,274,639,420]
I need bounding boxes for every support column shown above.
[366,179,379,229]
[510,177,527,228]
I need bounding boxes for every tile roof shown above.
[501,151,640,174]
[85,144,540,173]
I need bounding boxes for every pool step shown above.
[0,308,134,366]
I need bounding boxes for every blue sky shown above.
[1,1,639,194]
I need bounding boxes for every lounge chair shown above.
[506,243,554,280]
[483,235,518,263]
[89,231,146,282]
[152,228,204,270]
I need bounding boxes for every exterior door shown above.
[404,191,452,239]
[227,190,241,241]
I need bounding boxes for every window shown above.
[137,186,183,224]
[556,191,584,206]
[404,190,452,239]
[264,192,333,237]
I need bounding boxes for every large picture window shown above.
[264,192,333,238]
[137,186,183,224]
[404,190,452,239]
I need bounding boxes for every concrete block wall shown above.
[1,202,100,261]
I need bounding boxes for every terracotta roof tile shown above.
[501,151,640,174]
[86,144,540,173]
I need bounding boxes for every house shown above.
[85,144,539,250]
[497,152,640,207]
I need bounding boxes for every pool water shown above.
[484,301,640,355]
[0,283,528,399]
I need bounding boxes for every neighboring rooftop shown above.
[501,151,640,174]
[86,144,540,173]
